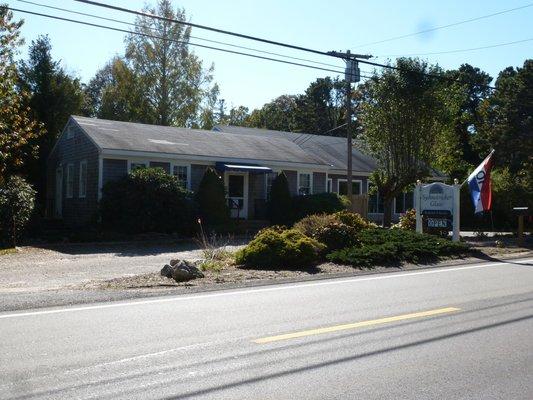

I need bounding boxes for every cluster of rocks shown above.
[160,259,204,282]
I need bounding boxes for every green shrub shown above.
[267,172,293,225]
[392,208,416,230]
[293,213,338,237]
[313,222,360,251]
[0,176,36,247]
[328,228,469,267]
[334,210,377,231]
[100,167,195,234]
[292,192,349,221]
[235,227,324,269]
[195,167,231,231]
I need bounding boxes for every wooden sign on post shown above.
[415,180,461,242]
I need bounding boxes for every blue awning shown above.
[215,162,272,174]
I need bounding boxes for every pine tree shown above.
[267,172,293,225]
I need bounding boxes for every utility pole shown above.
[328,50,372,197]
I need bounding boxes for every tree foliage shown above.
[18,35,85,199]
[0,175,36,247]
[359,58,445,226]
[194,167,230,230]
[0,6,43,184]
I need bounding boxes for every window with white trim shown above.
[395,191,414,213]
[265,172,277,199]
[368,182,384,213]
[338,179,362,196]
[172,165,188,189]
[298,173,312,196]
[66,125,74,139]
[327,178,333,193]
[66,164,74,198]
[79,160,87,198]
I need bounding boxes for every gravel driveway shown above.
[0,241,243,294]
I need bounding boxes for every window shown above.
[172,165,188,189]
[265,172,277,199]
[338,179,362,196]
[130,162,147,172]
[327,178,333,193]
[368,183,384,213]
[298,173,312,195]
[66,164,74,198]
[79,161,87,198]
[66,125,74,139]
[395,191,414,213]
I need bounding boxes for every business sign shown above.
[415,181,461,241]
[420,183,453,214]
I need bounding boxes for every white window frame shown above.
[327,178,333,193]
[66,163,74,199]
[337,179,363,195]
[394,191,414,214]
[297,172,313,196]
[171,163,191,190]
[127,160,148,172]
[78,160,87,199]
[66,125,75,139]
[264,170,278,199]
[367,181,383,214]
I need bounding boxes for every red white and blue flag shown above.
[467,150,495,214]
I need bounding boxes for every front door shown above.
[55,167,63,218]
[225,172,248,219]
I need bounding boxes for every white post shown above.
[415,180,422,234]
[452,178,460,242]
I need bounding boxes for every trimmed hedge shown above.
[327,228,469,267]
[292,193,349,222]
[195,167,231,231]
[267,172,293,225]
[100,167,195,234]
[235,227,324,269]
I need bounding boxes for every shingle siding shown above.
[190,164,208,192]
[47,120,100,227]
[102,159,127,187]
[149,161,170,173]
[282,170,298,196]
[248,173,266,219]
[313,172,326,194]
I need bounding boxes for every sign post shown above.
[415,180,461,242]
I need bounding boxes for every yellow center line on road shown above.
[253,307,461,344]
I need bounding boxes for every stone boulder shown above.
[161,259,204,282]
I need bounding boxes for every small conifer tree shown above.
[195,167,230,229]
[267,172,293,225]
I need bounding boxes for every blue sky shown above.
[9,0,533,110]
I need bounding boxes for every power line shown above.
[16,0,351,71]
[6,6,363,79]
[353,2,533,48]
[376,37,533,57]
[73,0,339,59]
[69,0,497,90]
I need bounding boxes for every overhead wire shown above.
[16,0,357,71]
[376,37,533,57]
[6,5,371,80]
[352,2,533,48]
[68,0,499,90]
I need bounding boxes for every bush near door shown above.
[100,167,195,234]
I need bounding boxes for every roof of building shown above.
[213,125,378,174]
[70,116,330,168]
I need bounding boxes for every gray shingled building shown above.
[47,116,432,227]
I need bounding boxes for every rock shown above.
[160,264,173,278]
[160,259,204,282]
[169,259,180,266]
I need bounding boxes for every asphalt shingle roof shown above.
[71,116,330,167]
[213,125,378,174]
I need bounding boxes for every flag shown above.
[467,150,495,214]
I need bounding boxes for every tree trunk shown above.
[382,197,394,228]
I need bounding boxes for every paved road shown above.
[1,257,532,399]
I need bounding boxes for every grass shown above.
[0,247,17,256]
